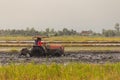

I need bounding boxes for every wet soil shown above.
[1,52,120,65]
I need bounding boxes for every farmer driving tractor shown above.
[33,36,47,46]
[20,35,64,57]
[32,36,49,55]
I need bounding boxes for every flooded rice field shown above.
[1,51,120,65]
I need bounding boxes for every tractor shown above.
[20,36,64,57]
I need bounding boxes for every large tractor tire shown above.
[20,48,30,57]
[30,46,45,57]
[53,49,63,57]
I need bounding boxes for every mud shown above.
[0,52,120,65]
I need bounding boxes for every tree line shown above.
[0,28,79,36]
[102,23,120,37]
[0,23,119,37]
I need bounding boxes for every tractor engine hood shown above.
[47,44,64,50]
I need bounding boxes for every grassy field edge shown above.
[0,63,120,80]
[0,36,120,41]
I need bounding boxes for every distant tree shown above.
[114,23,120,32]
[102,29,115,37]
[0,27,82,36]
[70,29,77,35]
[102,29,106,36]
[45,28,50,33]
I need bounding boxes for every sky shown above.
[0,0,120,33]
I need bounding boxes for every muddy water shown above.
[0,52,120,65]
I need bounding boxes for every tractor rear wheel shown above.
[30,46,45,57]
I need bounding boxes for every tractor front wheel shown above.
[20,48,30,57]
[53,49,63,57]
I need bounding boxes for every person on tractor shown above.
[33,36,48,54]
[36,37,43,46]
[33,36,47,46]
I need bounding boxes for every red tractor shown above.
[20,36,64,57]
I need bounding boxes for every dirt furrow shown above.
[0,52,120,65]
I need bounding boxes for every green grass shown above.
[65,47,120,52]
[0,36,120,41]
[0,63,120,80]
[0,36,32,41]
[0,47,24,52]
[0,47,120,52]
[45,36,120,41]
